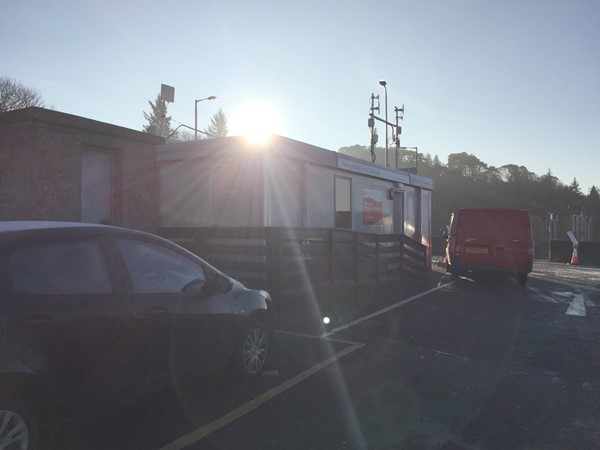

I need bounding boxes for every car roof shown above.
[0,221,106,233]
[0,221,157,245]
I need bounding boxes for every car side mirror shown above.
[181,278,206,293]
[440,227,449,239]
[212,273,233,293]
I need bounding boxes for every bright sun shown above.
[230,101,285,143]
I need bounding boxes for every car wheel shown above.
[446,263,459,280]
[517,273,528,285]
[0,403,37,450]
[234,319,269,379]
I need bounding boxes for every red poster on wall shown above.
[363,189,384,225]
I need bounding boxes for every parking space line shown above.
[321,283,452,337]
[158,335,364,450]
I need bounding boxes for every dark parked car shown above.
[0,221,274,448]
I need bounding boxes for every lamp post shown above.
[378,80,388,167]
[194,96,217,140]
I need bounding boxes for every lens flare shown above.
[230,101,285,143]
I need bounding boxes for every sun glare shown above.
[230,101,285,143]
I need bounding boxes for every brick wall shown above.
[0,107,164,232]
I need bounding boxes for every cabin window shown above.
[335,176,352,229]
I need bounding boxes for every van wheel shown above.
[517,273,528,285]
[446,262,459,280]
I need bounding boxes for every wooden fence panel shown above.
[401,235,427,283]
[158,227,429,315]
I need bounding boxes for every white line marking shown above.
[553,291,575,298]
[552,291,588,316]
[321,283,453,337]
[530,272,600,292]
[565,294,586,316]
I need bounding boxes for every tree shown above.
[540,169,561,189]
[499,164,536,185]
[176,130,195,142]
[204,108,229,138]
[422,153,433,167]
[568,177,581,194]
[586,186,600,219]
[480,166,502,184]
[142,93,176,139]
[0,76,45,112]
[447,152,488,180]
[203,108,229,138]
[338,145,371,160]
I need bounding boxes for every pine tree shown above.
[587,186,600,218]
[568,177,581,194]
[204,108,229,138]
[142,93,177,139]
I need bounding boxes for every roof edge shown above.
[0,107,165,144]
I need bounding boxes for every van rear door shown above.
[492,209,531,270]
[457,209,495,265]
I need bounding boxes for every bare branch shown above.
[0,76,45,112]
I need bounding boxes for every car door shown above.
[114,237,233,388]
[0,237,139,415]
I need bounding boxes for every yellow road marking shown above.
[158,336,364,450]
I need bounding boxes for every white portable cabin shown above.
[157,135,434,260]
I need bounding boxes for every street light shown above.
[195,96,217,140]
[379,80,388,167]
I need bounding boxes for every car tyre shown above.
[233,319,269,379]
[517,272,528,285]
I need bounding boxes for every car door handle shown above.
[143,306,168,318]
[11,314,53,328]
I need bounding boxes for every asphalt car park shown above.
[2,231,596,449]
[45,261,600,449]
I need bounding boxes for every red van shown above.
[444,208,533,284]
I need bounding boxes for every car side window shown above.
[9,240,112,294]
[116,239,206,293]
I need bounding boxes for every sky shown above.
[3,0,599,194]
